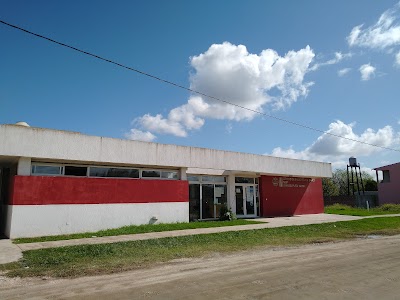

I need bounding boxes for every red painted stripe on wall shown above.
[11,176,189,205]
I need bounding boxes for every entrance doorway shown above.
[235,177,259,218]
[0,168,10,238]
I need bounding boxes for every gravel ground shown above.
[1,234,400,299]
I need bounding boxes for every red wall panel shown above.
[11,176,189,205]
[259,175,324,216]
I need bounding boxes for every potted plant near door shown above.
[219,204,237,221]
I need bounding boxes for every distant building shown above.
[0,124,331,238]
[374,162,400,205]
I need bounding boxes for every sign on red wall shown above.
[259,175,324,216]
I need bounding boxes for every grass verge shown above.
[13,220,263,244]
[2,217,400,278]
[325,203,400,216]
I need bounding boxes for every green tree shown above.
[364,179,378,191]
[322,178,339,196]
[332,169,348,196]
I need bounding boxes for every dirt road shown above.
[1,235,400,299]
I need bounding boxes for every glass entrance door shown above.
[188,177,227,221]
[245,185,255,216]
[235,186,244,215]
[202,184,214,219]
[235,184,257,217]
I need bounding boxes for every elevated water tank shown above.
[349,157,357,167]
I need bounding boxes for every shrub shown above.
[219,204,237,221]
[376,204,400,212]
[327,203,353,211]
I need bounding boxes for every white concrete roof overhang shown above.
[0,125,332,178]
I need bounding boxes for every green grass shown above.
[325,203,400,216]
[3,217,400,278]
[13,219,263,244]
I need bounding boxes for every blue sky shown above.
[1,0,399,174]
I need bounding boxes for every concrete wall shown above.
[17,157,31,176]
[8,203,188,238]
[377,163,400,204]
[324,193,379,208]
[324,195,356,207]
[0,125,332,178]
[6,175,189,238]
[227,174,236,214]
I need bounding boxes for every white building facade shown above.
[0,124,332,238]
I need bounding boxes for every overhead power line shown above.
[1,19,399,153]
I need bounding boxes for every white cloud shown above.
[226,123,233,134]
[396,51,400,66]
[133,98,206,138]
[310,52,352,71]
[136,114,189,137]
[125,129,156,142]
[338,68,352,76]
[130,42,315,138]
[347,25,363,47]
[270,120,398,164]
[347,3,400,49]
[359,64,376,80]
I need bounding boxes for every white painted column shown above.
[227,173,236,214]
[17,157,31,175]
[180,167,187,180]
[4,205,13,238]
[179,168,190,223]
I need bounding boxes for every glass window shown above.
[64,166,87,177]
[161,171,178,179]
[187,175,200,182]
[202,184,214,219]
[188,183,227,221]
[142,170,161,178]
[235,177,255,184]
[189,184,200,221]
[245,185,255,215]
[382,170,390,183]
[90,167,139,178]
[32,165,63,175]
[215,185,227,218]
[90,167,108,177]
[202,176,226,183]
[235,186,244,215]
[214,185,227,205]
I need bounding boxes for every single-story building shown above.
[0,123,332,238]
[374,162,400,205]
